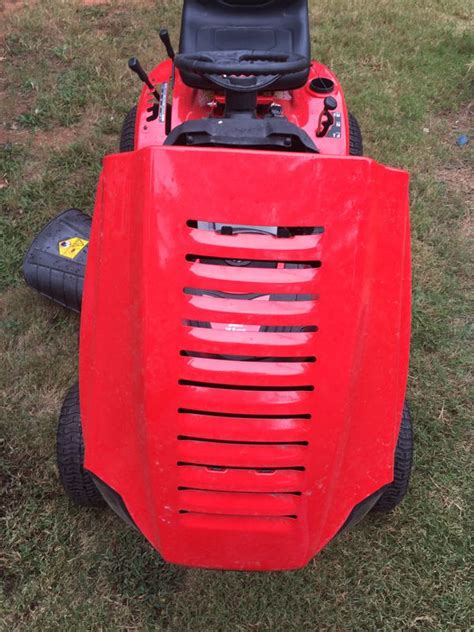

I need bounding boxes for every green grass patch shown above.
[1,1,472,630]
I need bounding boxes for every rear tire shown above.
[372,401,413,513]
[119,106,137,152]
[348,112,363,156]
[56,383,105,507]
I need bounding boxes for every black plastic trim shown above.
[336,488,385,535]
[165,116,318,153]
[91,474,137,530]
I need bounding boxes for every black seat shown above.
[178,0,310,91]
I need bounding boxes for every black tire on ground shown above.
[119,106,137,152]
[23,208,91,313]
[56,383,105,507]
[372,401,414,513]
[348,112,363,156]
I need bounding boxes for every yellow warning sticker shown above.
[58,237,89,259]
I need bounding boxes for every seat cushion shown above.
[178,0,310,91]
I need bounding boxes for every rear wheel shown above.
[372,401,414,513]
[56,383,105,507]
[348,112,363,156]
[119,106,137,152]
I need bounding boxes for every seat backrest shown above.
[178,0,310,91]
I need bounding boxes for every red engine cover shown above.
[80,146,410,570]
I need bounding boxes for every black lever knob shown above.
[128,57,155,91]
[324,96,338,111]
[316,96,338,138]
[159,29,175,60]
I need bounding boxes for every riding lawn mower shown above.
[23,0,413,571]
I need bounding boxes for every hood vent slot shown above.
[173,217,323,522]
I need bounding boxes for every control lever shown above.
[159,28,175,60]
[158,28,176,135]
[316,96,337,138]
[128,57,160,102]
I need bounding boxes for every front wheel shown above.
[56,383,105,507]
[372,401,414,513]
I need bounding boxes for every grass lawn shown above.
[1,1,472,630]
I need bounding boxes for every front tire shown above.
[372,401,414,513]
[56,383,105,507]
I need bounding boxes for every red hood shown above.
[80,146,410,570]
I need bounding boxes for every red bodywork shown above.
[135,60,351,155]
[80,63,411,571]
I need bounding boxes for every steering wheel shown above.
[174,50,309,91]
